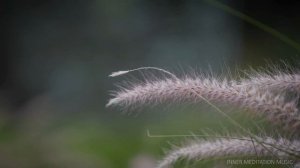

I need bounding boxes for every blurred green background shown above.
[0,0,299,167]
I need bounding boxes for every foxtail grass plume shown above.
[107,66,300,167]
[157,137,300,168]
[107,68,300,131]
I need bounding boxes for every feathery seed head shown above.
[107,67,300,167]
[157,137,300,168]
[107,74,300,130]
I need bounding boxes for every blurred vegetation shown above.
[0,0,299,167]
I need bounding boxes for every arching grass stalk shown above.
[204,0,300,51]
